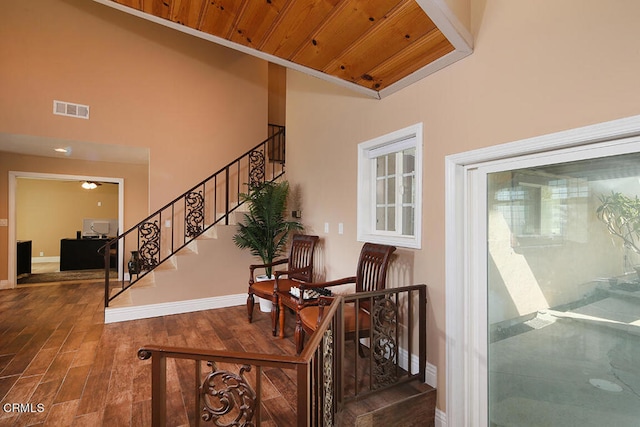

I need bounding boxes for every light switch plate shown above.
[0,219,7,227]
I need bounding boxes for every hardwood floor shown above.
[0,282,301,426]
[0,282,434,426]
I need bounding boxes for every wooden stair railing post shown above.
[297,363,310,426]
[195,359,201,427]
[150,351,167,427]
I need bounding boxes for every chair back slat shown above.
[355,243,396,293]
[288,234,319,282]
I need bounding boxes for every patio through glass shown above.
[487,152,640,426]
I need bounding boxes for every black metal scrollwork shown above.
[185,190,205,238]
[372,296,398,388]
[201,362,256,427]
[248,150,265,189]
[139,221,160,270]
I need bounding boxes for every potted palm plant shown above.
[233,180,302,310]
[596,191,640,287]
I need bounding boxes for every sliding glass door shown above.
[486,149,640,426]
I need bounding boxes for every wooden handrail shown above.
[137,284,428,425]
[139,295,343,427]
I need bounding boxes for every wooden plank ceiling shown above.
[107,0,456,94]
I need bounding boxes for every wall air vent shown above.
[53,100,90,119]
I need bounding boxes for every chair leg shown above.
[279,299,286,339]
[295,320,305,355]
[270,300,278,337]
[357,338,366,358]
[247,293,254,323]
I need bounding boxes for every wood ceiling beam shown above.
[321,0,435,86]
[290,0,401,70]
[356,28,454,90]
[197,0,245,39]
[169,0,206,27]
[229,0,285,48]
[92,0,473,98]
[258,0,341,58]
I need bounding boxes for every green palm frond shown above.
[233,181,302,276]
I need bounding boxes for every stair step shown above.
[108,287,133,307]
[133,273,156,288]
[337,382,436,427]
[200,226,218,239]
[155,258,177,271]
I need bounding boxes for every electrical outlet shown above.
[39,251,44,257]
[324,222,329,233]
[0,219,7,227]
[338,223,344,234]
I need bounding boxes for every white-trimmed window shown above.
[357,123,422,249]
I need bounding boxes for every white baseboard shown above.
[104,293,246,324]
[32,256,60,263]
[425,361,438,388]
[397,347,438,389]
[435,408,447,427]
[0,280,10,290]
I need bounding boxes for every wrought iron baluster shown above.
[249,149,265,189]
[185,190,204,239]
[139,220,160,270]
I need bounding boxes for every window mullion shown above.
[394,151,402,234]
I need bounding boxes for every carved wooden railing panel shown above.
[137,284,427,425]
[102,125,285,307]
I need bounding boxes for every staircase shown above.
[102,125,285,319]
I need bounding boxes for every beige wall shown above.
[1,0,268,282]
[0,0,268,210]
[286,0,640,411]
[16,178,119,258]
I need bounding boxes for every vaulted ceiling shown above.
[93,0,473,98]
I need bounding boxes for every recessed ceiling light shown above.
[54,148,68,153]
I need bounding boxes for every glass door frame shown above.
[444,114,640,427]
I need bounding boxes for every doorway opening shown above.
[8,171,124,288]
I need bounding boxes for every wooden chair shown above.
[247,234,319,336]
[295,242,396,354]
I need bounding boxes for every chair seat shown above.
[300,303,371,332]
[251,278,298,299]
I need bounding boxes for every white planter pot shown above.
[255,274,275,313]
[258,298,273,313]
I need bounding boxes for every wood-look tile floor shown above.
[0,282,301,426]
